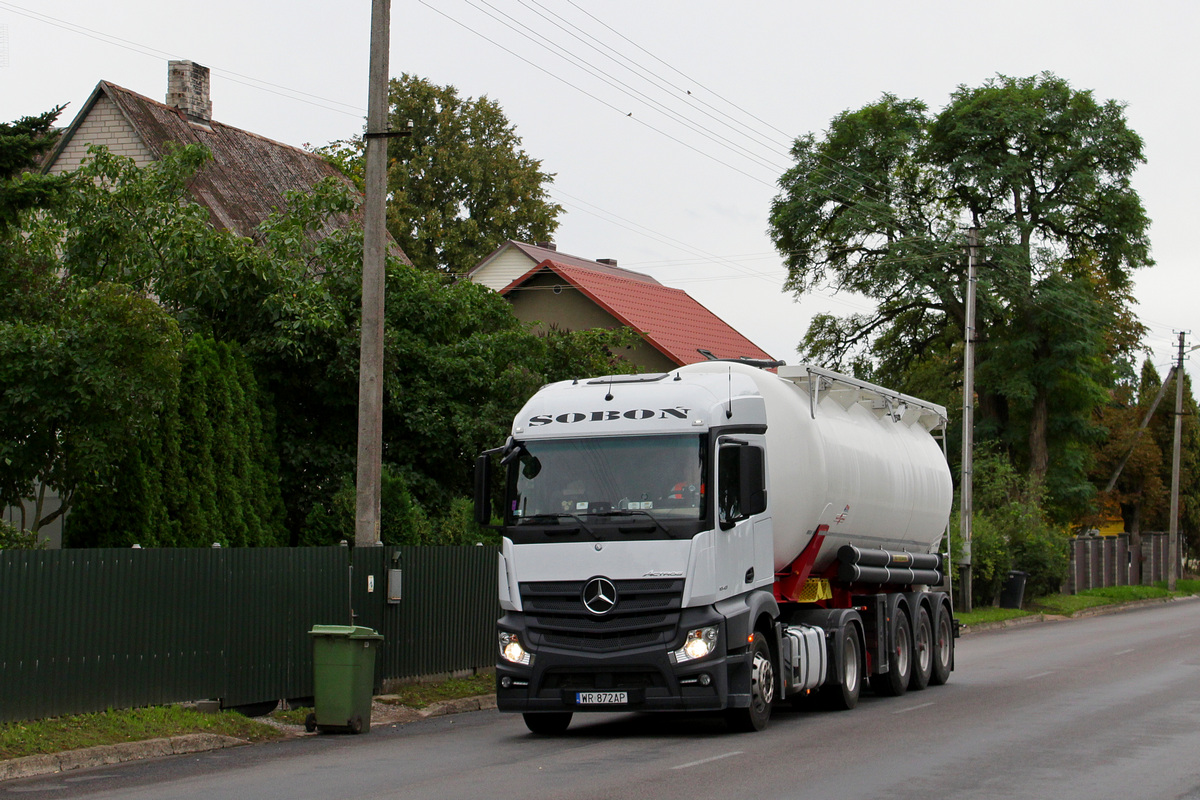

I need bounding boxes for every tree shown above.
[23,142,634,544]
[769,74,1151,519]
[0,106,73,234]
[320,74,562,274]
[68,337,287,547]
[0,282,181,533]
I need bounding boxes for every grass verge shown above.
[377,671,494,710]
[957,579,1200,626]
[0,706,284,761]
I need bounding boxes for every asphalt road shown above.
[5,599,1200,800]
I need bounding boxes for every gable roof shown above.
[502,258,774,366]
[43,80,405,258]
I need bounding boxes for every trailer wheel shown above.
[822,626,861,711]
[876,607,912,697]
[930,604,954,686]
[523,712,572,735]
[726,632,774,732]
[909,605,933,691]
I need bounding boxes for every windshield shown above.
[509,435,706,523]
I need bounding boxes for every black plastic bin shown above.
[999,570,1028,609]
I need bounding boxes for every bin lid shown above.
[309,624,384,640]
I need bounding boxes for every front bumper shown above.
[496,608,752,714]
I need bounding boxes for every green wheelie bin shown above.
[306,625,384,734]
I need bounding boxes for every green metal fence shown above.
[0,545,499,724]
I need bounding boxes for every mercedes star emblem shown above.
[581,577,617,615]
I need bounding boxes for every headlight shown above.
[672,626,718,663]
[499,631,533,666]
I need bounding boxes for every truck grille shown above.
[519,579,684,653]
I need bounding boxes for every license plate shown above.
[576,691,627,705]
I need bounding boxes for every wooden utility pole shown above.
[1104,367,1176,585]
[1168,332,1187,591]
[355,0,391,547]
[959,228,978,612]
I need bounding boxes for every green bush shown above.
[0,518,47,550]
[301,468,494,547]
[949,451,1070,607]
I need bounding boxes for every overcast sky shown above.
[2,0,1196,382]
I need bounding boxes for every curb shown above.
[419,694,498,719]
[0,733,245,783]
[0,696,501,784]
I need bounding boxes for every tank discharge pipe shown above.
[836,545,944,586]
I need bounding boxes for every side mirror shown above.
[473,454,492,525]
[739,445,767,517]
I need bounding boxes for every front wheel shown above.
[726,632,774,732]
[523,712,572,735]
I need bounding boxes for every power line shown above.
[0,1,367,118]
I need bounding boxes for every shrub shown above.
[300,469,493,547]
[0,518,47,550]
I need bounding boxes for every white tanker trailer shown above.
[475,360,956,734]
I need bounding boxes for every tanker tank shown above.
[676,362,953,573]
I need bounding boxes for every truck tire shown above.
[726,632,774,732]
[875,607,912,697]
[930,603,954,686]
[909,605,933,691]
[523,712,572,735]
[822,626,861,711]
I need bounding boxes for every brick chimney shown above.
[166,60,212,124]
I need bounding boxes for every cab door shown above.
[715,438,768,597]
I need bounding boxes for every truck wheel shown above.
[909,606,933,691]
[930,604,954,686]
[821,626,861,711]
[726,632,774,732]
[523,712,572,735]
[876,607,912,697]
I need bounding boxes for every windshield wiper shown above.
[592,509,671,536]
[517,512,595,537]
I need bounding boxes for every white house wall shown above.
[470,246,536,291]
[47,94,154,174]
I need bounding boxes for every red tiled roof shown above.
[502,259,773,366]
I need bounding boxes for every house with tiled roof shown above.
[41,60,404,260]
[19,61,401,548]
[470,241,774,372]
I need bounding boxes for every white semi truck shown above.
[474,360,956,733]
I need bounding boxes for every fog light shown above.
[698,673,712,686]
[500,675,513,689]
